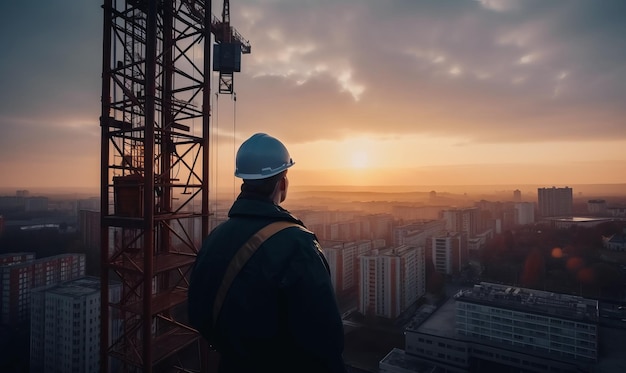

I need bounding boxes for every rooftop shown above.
[38,276,101,298]
[546,217,612,223]
[454,282,598,323]
[407,297,457,338]
[379,348,439,373]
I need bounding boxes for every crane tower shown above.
[99,0,250,371]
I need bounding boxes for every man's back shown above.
[188,196,346,373]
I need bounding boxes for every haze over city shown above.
[1,0,625,191]
[3,1,626,372]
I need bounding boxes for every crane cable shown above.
[213,91,219,219]
[232,92,237,201]
[213,88,239,210]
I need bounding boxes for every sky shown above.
[0,0,625,192]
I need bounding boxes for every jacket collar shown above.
[228,193,303,224]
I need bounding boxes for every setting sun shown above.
[350,151,369,169]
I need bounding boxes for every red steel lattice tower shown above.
[100,0,249,371]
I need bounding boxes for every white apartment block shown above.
[429,232,468,276]
[365,213,394,242]
[322,239,384,295]
[514,202,535,226]
[391,205,444,221]
[358,245,425,319]
[329,220,362,241]
[607,206,626,218]
[442,208,478,238]
[393,220,446,247]
[587,199,607,215]
[30,276,122,373]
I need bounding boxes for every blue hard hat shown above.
[234,133,295,179]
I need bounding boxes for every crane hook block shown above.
[213,43,242,73]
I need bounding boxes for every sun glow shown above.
[350,151,369,169]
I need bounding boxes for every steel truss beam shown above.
[100,1,212,372]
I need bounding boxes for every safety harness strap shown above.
[212,221,302,326]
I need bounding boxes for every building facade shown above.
[323,241,357,295]
[358,245,425,319]
[30,276,122,373]
[455,283,598,363]
[586,199,607,215]
[428,232,468,276]
[79,209,101,252]
[393,220,446,247]
[401,282,598,373]
[0,253,85,325]
[514,202,535,226]
[537,187,573,217]
[442,208,479,238]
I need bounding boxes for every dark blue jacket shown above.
[188,193,346,373]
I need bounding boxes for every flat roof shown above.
[454,282,598,323]
[547,217,612,223]
[408,297,457,338]
[379,348,439,373]
[406,295,620,370]
[37,276,101,298]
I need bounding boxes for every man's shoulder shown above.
[274,222,316,240]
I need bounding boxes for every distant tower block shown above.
[513,189,521,202]
[538,186,573,217]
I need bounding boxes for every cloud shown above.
[475,0,520,13]
[0,116,99,162]
[230,0,626,144]
[0,0,625,188]
[0,1,101,120]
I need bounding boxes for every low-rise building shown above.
[400,282,598,372]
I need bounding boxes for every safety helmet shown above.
[234,133,295,179]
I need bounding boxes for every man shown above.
[188,133,346,373]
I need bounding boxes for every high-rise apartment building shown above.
[323,241,358,295]
[393,220,446,247]
[322,239,382,296]
[391,205,443,221]
[538,187,573,217]
[0,252,35,265]
[514,202,535,226]
[358,245,425,319]
[30,276,122,373]
[0,253,85,324]
[328,220,362,241]
[79,209,101,252]
[427,232,468,275]
[365,213,394,243]
[24,196,49,212]
[587,199,607,215]
[442,208,479,238]
[513,189,522,202]
[0,253,35,325]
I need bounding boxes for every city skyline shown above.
[1,1,626,189]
